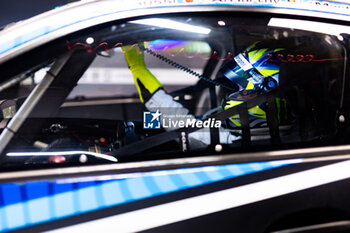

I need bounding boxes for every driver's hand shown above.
[122,43,162,103]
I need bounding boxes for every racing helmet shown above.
[221,42,290,129]
[222,42,283,93]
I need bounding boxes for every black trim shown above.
[144,178,350,233]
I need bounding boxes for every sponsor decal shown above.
[137,0,178,6]
[311,0,350,10]
[134,0,350,13]
[234,53,254,71]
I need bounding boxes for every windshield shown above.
[0,14,348,167]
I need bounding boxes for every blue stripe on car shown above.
[0,159,301,232]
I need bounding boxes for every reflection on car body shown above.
[1,0,350,232]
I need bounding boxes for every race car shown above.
[1,0,350,232]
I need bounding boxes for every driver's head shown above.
[221,42,283,94]
[221,42,287,129]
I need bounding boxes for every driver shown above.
[121,42,285,149]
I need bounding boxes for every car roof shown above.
[0,0,350,64]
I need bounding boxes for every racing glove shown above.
[122,44,162,103]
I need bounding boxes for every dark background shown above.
[0,0,77,27]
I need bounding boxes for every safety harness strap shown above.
[266,94,281,144]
